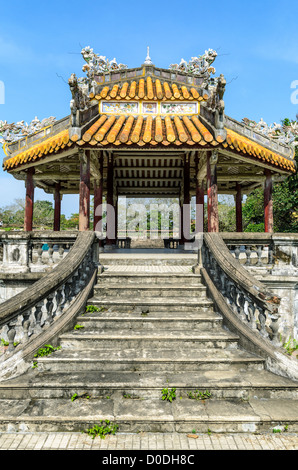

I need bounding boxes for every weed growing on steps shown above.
[71,392,90,402]
[32,344,61,368]
[272,424,289,433]
[161,387,176,402]
[84,305,106,314]
[74,324,84,330]
[187,389,212,400]
[34,344,61,358]
[82,420,119,439]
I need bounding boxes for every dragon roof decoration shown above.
[0,117,56,144]
[80,46,128,83]
[169,49,217,78]
[242,117,298,148]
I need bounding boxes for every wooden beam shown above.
[217,175,266,182]
[219,148,291,175]
[33,172,79,180]
[116,177,182,182]
[114,166,183,171]
[10,148,77,172]
[117,188,179,194]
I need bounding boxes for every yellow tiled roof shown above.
[2,119,296,174]
[3,129,72,171]
[76,114,219,147]
[224,128,296,173]
[89,77,208,102]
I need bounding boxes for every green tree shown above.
[33,200,54,228]
[61,213,79,230]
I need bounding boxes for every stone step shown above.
[1,396,298,434]
[35,348,265,373]
[99,253,197,266]
[59,329,240,350]
[87,297,214,313]
[75,313,222,330]
[1,369,297,401]
[93,285,207,299]
[97,273,202,286]
[81,309,220,319]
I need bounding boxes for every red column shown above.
[79,150,90,231]
[207,151,219,232]
[54,183,61,232]
[24,167,35,231]
[195,156,205,233]
[235,183,243,232]
[264,169,273,233]
[94,154,103,232]
[106,154,115,245]
[182,154,191,243]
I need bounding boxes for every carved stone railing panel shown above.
[201,233,281,346]
[0,231,99,381]
[221,233,274,269]
[0,232,78,273]
[221,233,298,275]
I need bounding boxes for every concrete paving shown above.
[0,431,297,450]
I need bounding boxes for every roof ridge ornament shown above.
[0,116,56,144]
[81,46,128,78]
[143,46,153,66]
[169,49,217,78]
[242,117,298,147]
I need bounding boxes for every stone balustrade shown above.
[198,233,298,381]
[0,231,99,381]
[116,238,131,249]
[221,232,298,274]
[0,231,79,273]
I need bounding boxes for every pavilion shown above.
[1,47,296,245]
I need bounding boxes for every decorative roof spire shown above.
[144,46,153,65]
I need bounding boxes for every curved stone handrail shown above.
[0,231,99,381]
[200,232,298,381]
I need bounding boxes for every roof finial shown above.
[144,46,153,65]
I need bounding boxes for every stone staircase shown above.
[0,253,297,434]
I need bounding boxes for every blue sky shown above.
[0,0,298,216]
